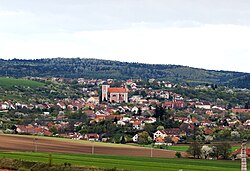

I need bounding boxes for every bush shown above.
[175,152,181,158]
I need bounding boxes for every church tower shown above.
[101,85,110,101]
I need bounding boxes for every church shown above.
[101,85,128,103]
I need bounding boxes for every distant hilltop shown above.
[0,58,250,89]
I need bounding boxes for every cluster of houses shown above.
[1,78,250,146]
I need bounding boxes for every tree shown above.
[144,123,156,136]
[120,135,126,144]
[211,142,232,159]
[244,101,250,109]
[154,105,165,121]
[204,135,213,143]
[49,126,58,135]
[227,103,232,110]
[210,145,220,159]
[156,125,164,131]
[137,107,142,115]
[201,145,213,159]
[138,131,152,145]
[231,131,240,140]
[187,141,202,159]
[218,142,232,159]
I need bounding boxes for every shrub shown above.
[175,152,181,158]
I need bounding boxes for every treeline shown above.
[0,58,250,88]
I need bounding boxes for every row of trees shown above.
[188,142,232,159]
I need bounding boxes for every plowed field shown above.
[0,135,187,158]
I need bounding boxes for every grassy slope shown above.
[0,77,45,88]
[0,152,245,171]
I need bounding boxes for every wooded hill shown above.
[0,58,249,88]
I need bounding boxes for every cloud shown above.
[1,24,250,72]
[1,1,250,72]
[0,10,26,17]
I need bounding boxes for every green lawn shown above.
[0,152,246,171]
[167,145,250,152]
[0,77,45,88]
[167,145,189,152]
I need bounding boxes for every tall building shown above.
[101,85,128,103]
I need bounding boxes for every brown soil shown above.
[0,134,187,158]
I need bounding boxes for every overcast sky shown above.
[1,0,250,72]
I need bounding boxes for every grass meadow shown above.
[167,145,250,152]
[0,77,45,88]
[0,152,246,171]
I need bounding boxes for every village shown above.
[0,77,250,154]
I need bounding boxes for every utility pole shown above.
[91,141,94,154]
[33,138,38,152]
[241,140,247,171]
[150,143,153,158]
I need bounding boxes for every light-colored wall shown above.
[101,85,110,101]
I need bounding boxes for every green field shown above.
[0,152,246,171]
[167,145,189,152]
[0,77,45,88]
[167,145,250,152]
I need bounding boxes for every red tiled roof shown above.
[233,148,250,155]
[231,109,250,113]
[108,88,128,93]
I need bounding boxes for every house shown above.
[132,134,139,142]
[84,133,99,141]
[195,101,211,109]
[155,137,168,145]
[162,100,185,109]
[16,125,52,136]
[57,101,66,110]
[163,101,174,108]
[132,121,145,130]
[95,114,106,122]
[0,102,8,110]
[174,100,185,108]
[232,148,250,158]
[164,82,173,88]
[68,132,83,140]
[153,128,185,140]
[117,120,126,126]
[129,95,142,103]
[131,106,139,114]
[144,117,157,124]
[243,119,250,126]
[101,85,128,103]
[87,97,100,104]
[130,83,137,90]
[231,108,250,113]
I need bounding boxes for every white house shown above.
[131,106,139,114]
[195,102,211,110]
[132,134,139,142]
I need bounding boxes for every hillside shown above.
[0,77,45,88]
[0,58,249,88]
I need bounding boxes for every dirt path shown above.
[0,134,187,158]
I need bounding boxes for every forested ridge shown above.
[0,58,249,88]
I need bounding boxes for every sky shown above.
[0,0,250,73]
